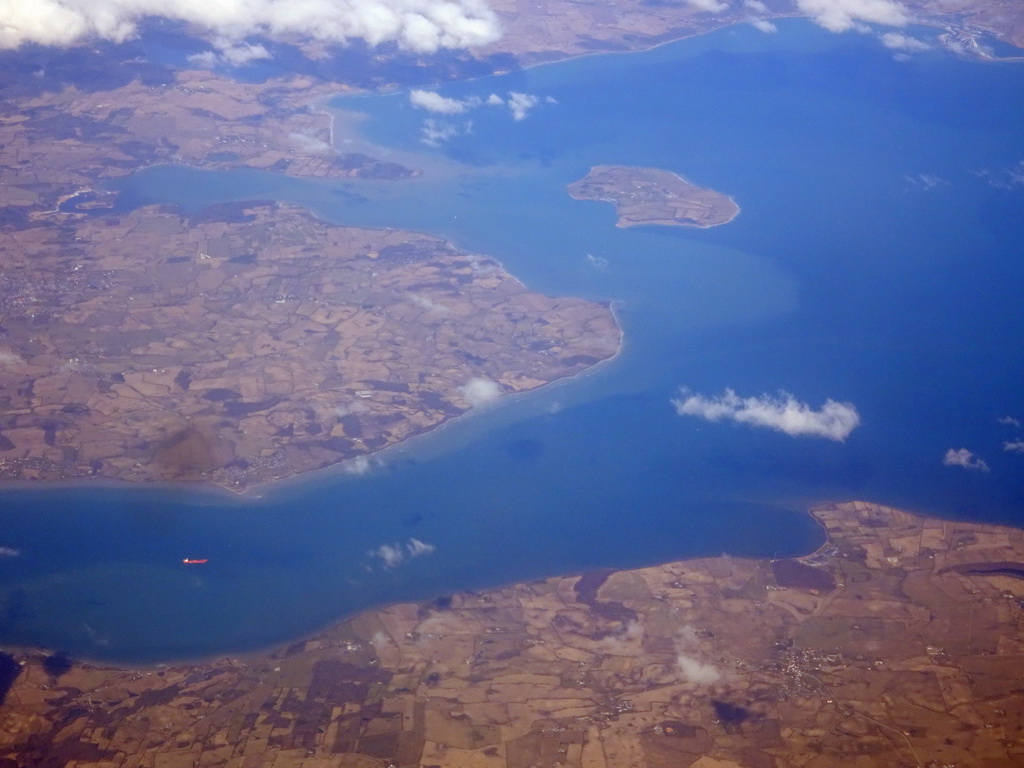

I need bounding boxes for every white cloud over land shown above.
[0,0,501,54]
[677,654,722,684]
[188,39,270,67]
[796,0,910,32]
[672,387,861,441]
[674,625,722,685]
[459,377,502,407]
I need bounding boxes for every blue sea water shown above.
[2,20,1023,663]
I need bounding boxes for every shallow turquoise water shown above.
[1,20,1022,663]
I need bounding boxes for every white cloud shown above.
[492,92,545,121]
[0,546,20,558]
[905,173,948,190]
[335,401,368,417]
[796,0,910,32]
[0,350,24,366]
[468,256,499,276]
[187,51,220,68]
[585,253,609,271]
[409,89,470,115]
[686,0,729,12]
[998,415,1021,428]
[743,0,768,11]
[1010,162,1024,187]
[943,448,989,471]
[879,31,929,51]
[411,90,546,127]
[344,455,371,475]
[1004,441,1024,453]
[0,0,501,54]
[188,39,271,67]
[595,620,644,656]
[941,37,969,57]
[220,40,271,64]
[675,625,721,685]
[677,654,722,684]
[459,377,502,407]
[343,454,381,475]
[672,387,861,441]
[372,542,406,567]
[369,537,436,568]
[409,294,450,313]
[420,118,465,146]
[288,131,332,154]
[506,92,539,121]
[407,537,435,556]
[978,161,1024,190]
[750,18,778,32]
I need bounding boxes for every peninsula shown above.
[3,502,1023,767]
[568,166,739,229]
[0,202,620,491]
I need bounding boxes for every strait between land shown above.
[2,502,1023,767]
[2,0,1021,490]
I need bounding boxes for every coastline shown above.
[0,339,624,502]
[569,165,741,230]
[611,195,741,229]
[0,280,624,501]
[3,497,1021,668]
[501,14,1024,74]
[0,187,623,497]
[249,299,627,500]
[0,494,829,669]
[4,4,1023,694]
[7,497,1024,768]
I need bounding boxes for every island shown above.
[568,166,739,229]
[3,501,1024,767]
[0,202,620,491]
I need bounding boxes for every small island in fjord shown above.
[568,166,739,229]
